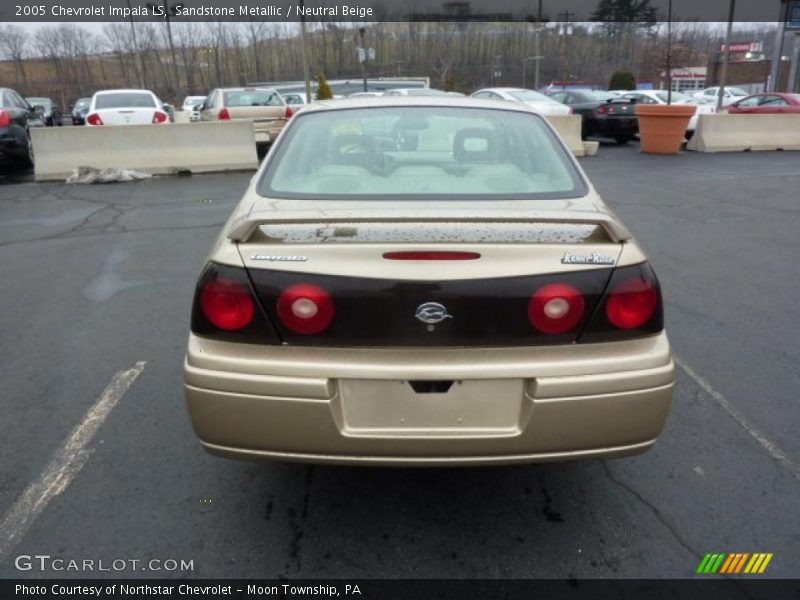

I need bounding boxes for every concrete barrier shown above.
[687,114,800,153]
[583,141,600,156]
[173,111,191,124]
[32,121,259,181]
[546,115,586,157]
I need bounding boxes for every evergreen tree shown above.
[316,73,333,101]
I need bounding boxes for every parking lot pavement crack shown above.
[600,461,700,562]
[281,466,315,577]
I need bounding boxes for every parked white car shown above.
[182,95,207,121]
[621,90,716,138]
[86,89,169,126]
[470,87,572,116]
[692,86,749,106]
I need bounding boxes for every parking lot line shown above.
[675,357,800,480]
[0,361,146,562]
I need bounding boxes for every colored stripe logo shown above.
[696,553,773,574]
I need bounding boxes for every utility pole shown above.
[666,0,672,103]
[126,0,145,88]
[557,11,574,84]
[162,1,180,102]
[359,28,368,92]
[534,0,544,89]
[768,1,791,91]
[716,0,736,111]
[298,0,312,101]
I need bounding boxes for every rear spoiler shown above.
[228,209,633,243]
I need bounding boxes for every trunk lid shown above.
[95,108,156,125]
[238,220,623,347]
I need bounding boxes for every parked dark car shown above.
[546,90,638,143]
[1,87,42,168]
[727,93,800,114]
[71,97,91,125]
[25,97,63,126]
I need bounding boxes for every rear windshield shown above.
[74,98,90,109]
[224,89,283,107]
[95,93,155,109]
[258,106,586,200]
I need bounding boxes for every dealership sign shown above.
[720,41,763,53]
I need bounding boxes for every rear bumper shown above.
[0,132,26,160]
[184,333,674,466]
[587,117,639,136]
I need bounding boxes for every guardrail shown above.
[32,121,259,181]
[687,114,800,153]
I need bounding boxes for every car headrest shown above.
[453,128,498,162]
[327,134,377,165]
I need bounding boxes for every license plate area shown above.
[334,379,529,437]
[254,131,271,142]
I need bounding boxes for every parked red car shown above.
[727,93,800,114]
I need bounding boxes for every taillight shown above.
[528,283,585,334]
[218,107,230,120]
[152,111,168,124]
[606,277,658,330]
[277,283,334,335]
[383,251,480,260]
[86,113,103,125]
[0,110,10,127]
[578,263,664,343]
[285,106,294,118]
[200,278,255,331]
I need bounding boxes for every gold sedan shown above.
[184,97,674,466]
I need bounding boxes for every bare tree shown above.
[0,25,30,86]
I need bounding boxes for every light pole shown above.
[522,56,543,89]
[716,0,737,111]
[299,0,311,101]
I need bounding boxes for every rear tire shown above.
[19,131,34,169]
[614,136,632,145]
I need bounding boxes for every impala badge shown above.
[415,302,453,332]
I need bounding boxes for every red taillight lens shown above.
[285,106,294,118]
[528,283,585,334]
[86,113,103,125]
[152,111,168,124]
[200,278,255,331]
[0,110,10,127]
[606,277,658,330]
[218,107,230,120]
[276,283,334,335]
[596,105,609,115]
[383,251,480,261]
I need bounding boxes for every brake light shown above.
[86,113,103,125]
[606,277,658,329]
[277,283,334,335]
[383,251,480,260]
[285,106,294,119]
[596,105,608,115]
[152,110,168,124]
[0,110,10,127]
[200,278,255,331]
[528,283,585,334]
[218,107,230,120]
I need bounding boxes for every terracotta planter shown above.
[635,104,696,155]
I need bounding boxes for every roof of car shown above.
[296,95,545,115]
[217,86,279,92]
[94,89,156,95]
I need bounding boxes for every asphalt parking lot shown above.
[0,144,798,579]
